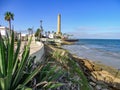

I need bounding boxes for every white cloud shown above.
[75,26,120,32]
[68,31,120,39]
[68,26,120,39]
[75,26,98,31]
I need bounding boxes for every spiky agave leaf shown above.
[0,31,66,90]
[0,31,43,90]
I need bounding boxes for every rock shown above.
[89,81,96,86]
[84,71,91,76]
[89,76,97,82]
[96,80,105,85]
[91,71,105,81]
[112,83,120,90]
[84,60,95,72]
[95,85,102,90]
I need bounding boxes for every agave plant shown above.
[0,31,64,90]
[0,31,43,90]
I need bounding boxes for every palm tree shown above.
[4,12,14,34]
[35,28,40,40]
[35,28,39,37]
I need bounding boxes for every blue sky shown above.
[0,0,120,39]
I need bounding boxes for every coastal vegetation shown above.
[35,28,42,40]
[45,45,90,90]
[35,28,41,37]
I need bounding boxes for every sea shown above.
[62,39,120,69]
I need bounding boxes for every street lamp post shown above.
[40,20,43,41]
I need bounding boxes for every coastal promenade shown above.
[20,41,44,63]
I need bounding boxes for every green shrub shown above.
[51,50,90,90]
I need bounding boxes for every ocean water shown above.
[62,39,120,69]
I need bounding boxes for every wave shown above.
[81,45,90,49]
[62,44,120,69]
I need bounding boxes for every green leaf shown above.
[12,37,32,87]
[12,39,21,74]
[6,31,15,89]
[22,65,43,86]
[0,34,6,77]
[15,85,32,90]
[47,83,63,89]
[7,31,14,75]
[12,46,30,87]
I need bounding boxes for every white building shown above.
[0,26,10,36]
[0,26,20,41]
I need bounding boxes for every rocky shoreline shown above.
[45,43,120,90]
[72,55,120,90]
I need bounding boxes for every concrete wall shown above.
[30,41,45,63]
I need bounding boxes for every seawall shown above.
[30,41,45,63]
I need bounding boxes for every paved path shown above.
[30,41,43,55]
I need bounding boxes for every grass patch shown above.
[45,44,91,90]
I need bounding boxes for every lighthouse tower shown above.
[57,14,61,34]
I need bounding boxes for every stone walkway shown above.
[30,41,43,55]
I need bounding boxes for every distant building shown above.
[0,26,20,41]
[21,33,28,41]
[0,26,10,36]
